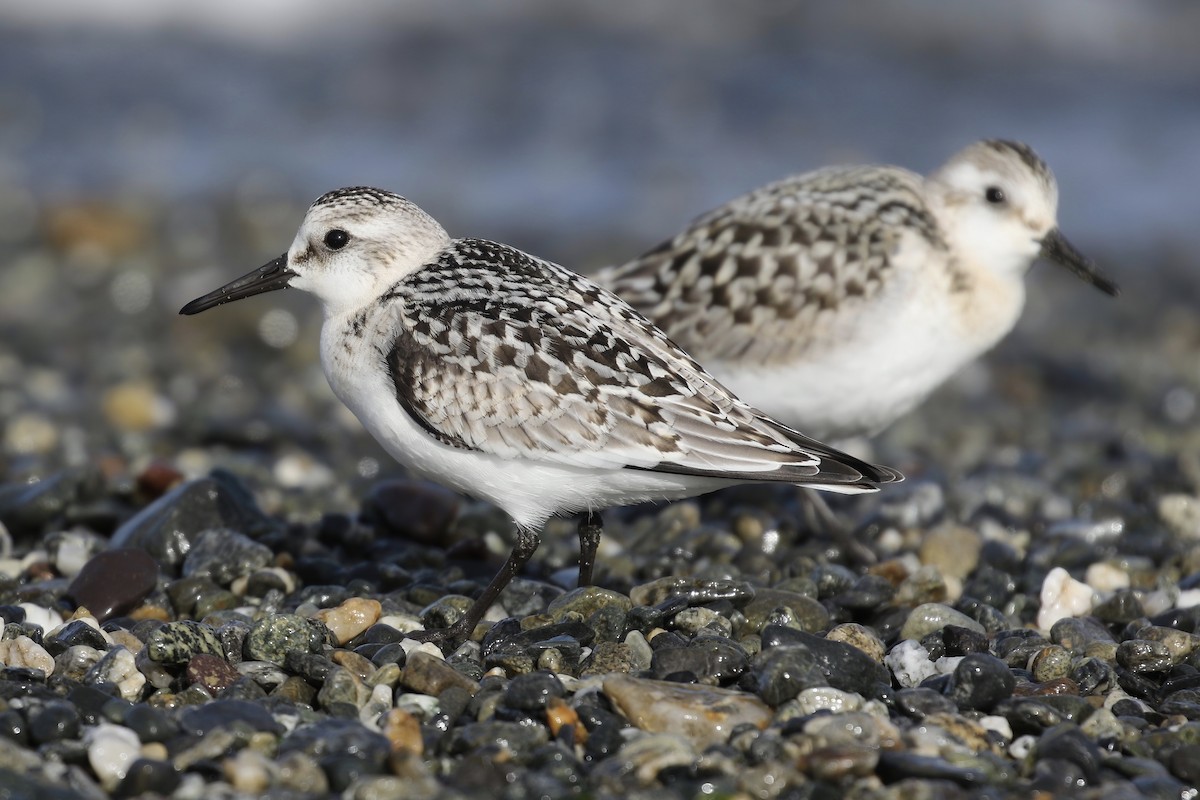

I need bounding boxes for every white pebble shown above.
[359,683,394,728]
[979,715,1013,741]
[1176,589,1200,610]
[1037,567,1094,631]
[54,532,93,577]
[273,451,335,490]
[884,640,936,688]
[0,636,54,675]
[1158,494,1200,539]
[85,723,141,790]
[933,655,965,676]
[400,639,442,659]
[792,686,863,716]
[1009,734,1038,760]
[18,603,63,633]
[1085,562,1130,593]
[1141,589,1176,617]
[394,692,440,720]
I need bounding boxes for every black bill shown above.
[1040,229,1120,297]
[179,254,296,315]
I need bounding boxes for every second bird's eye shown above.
[985,186,1006,205]
[324,229,350,250]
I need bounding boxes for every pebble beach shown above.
[4,3,1200,798]
[1,186,1200,799]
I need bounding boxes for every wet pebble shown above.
[66,548,158,621]
[603,674,771,748]
[243,613,328,666]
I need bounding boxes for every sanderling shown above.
[180,187,902,642]
[599,140,1119,441]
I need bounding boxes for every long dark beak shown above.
[1040,230,1120,298]
[179,254,296,315]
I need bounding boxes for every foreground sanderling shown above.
[600,140,1119,441]
[180,187,902,642]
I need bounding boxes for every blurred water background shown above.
[1,0,1197,498]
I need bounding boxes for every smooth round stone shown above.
[1092,589,1145,625]
[354,623,407,647]
[496,578,565,619]
[650,636,748,683]
[314,598,382,645]
[179,699,285,737]
[145,620,224,665]
[895,687,957,719]
[121,705,177,743]
[1140,625,1200,662]
[181,528,273,585]
[1049,616,1116,654]
[400,651,479,697]
[317,666,363,711]
[899,603,985,641]
[760,626,889,695]
[1033,725,1102,784]
[580,641,640,677]
[53,645,102,682]
[919,523,982,579]
[0,467,101,537]
[66,548,158,622]
[1030,645,1074,682]
[742,589,830,634]
[505,670,565,711]
[831,574,897,610]
[941,624,990,657]
[186,653,241,694]
[277,717,390,771]
[810,564,857,598]
[671,606,731,636]
[29,700,80,745]
[43,619,108,656]
[546,586,633,623]
[825,623,886,663]
[418,596,472,629]
[1117,640,1174,673]
[961,565,1018,609]
[443,719,550,759]
[363,479,462,543]
[85,722,141,791]
[628,577,754,608]
[750,645,827,706]
[109,475,276,566]
[602,674,770,749]
[243,614,328,666]
[946,653,1015,712]
[1071,657,1116,695]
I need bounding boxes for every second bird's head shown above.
[928,139,1119,298]
[181,187,451,318]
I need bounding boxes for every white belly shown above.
[708,273,1025,439]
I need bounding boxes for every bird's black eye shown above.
[324,229,350,250]
[985,186,1006,205]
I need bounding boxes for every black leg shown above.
[409,525,541,646]
[800,488,876,566]
[577,511,602,587]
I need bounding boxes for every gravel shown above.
[1,195,1199,797]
